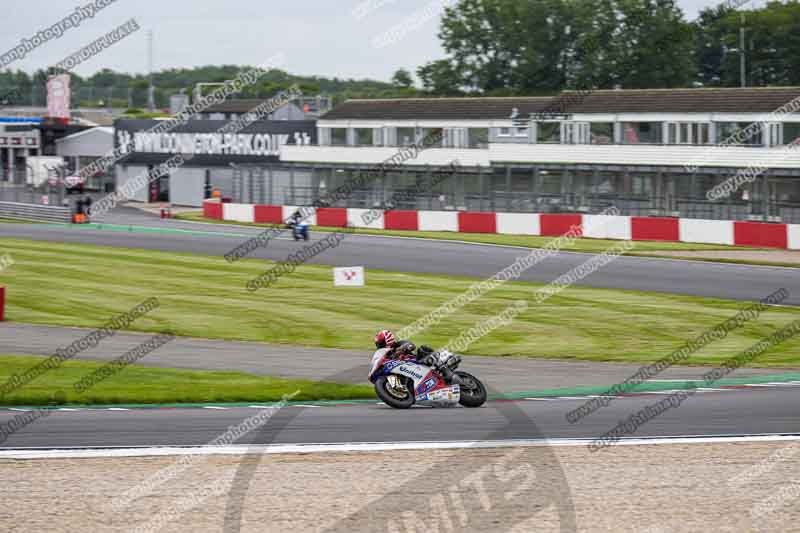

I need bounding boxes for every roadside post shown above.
[0,286,5,321]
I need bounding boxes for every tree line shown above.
[416,0,800,95]
[1,0,799,106]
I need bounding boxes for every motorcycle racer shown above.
[374,330,417,359]
[373,330,461,384]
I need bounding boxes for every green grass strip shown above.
[1,237,799,365]
[0,354,374,407]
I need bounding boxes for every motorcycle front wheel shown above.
[375,375,415,409]
[456,371,487,408]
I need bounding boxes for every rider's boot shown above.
[437,365,465,386]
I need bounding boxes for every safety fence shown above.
[203,200,800,250]
[0,201,71,223]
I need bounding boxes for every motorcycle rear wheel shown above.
[375,375,415,409]
[456,371,487,408]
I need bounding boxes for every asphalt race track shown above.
[2,386,800,448]
[1,216,799,305]
[2,211,800,450]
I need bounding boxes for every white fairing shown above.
[393,362,433,388]
[369,348,391,379]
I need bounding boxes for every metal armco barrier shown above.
[0,202,71,223]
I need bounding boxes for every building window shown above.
[781,123,800,146]
[355,128,373,146]
[698,123,710,144]
[330,128,348,146]
[622,122,663,144]
[537,122,560,143]
[564,122,590,144]
[632,175,653,195]
[590,123,613,144]
[468,128,489,148]
[397,127,416,146]
[666,122,710,145]
[716,122,763,146]
[421,128,443,146]
[498,127,512,137]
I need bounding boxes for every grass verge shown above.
[173,211,746,254]
[0,354,374,406]
[1,238,799,366]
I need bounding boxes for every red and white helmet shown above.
[374,330,395,349]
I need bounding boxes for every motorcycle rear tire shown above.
[456,371,487,408]
[375,375,415,409]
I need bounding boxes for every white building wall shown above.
[488,143,800,169]
[169,167,206,207]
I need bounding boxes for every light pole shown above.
[739,13,746,87]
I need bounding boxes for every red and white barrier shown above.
[348,208,385,230]
[679,219,734,246]
[282,205,318,226]
[418,211,459,232]
[790,225,800,250]
[222,203,254,223]
[203,200,800,250]
[584,214,631,241]
[496,213,540,235]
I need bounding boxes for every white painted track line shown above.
[3,434,800,459]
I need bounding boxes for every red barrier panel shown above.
[631,217,679,242]
[734,222,788,249]
[384,210,419,231]
[203,200,223,220]
[0,286,4,322]
[458,212,497,234]
[254,205,283,224]
[540,214,583,237]
[316,207,348,227]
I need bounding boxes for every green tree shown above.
[417,60,465,95]
[391,68,414,89]
[419,0,695,94]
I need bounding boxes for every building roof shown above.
[321,87,800,120]
[203,99,301,113]
[559,87,800,114]
[56,126,113,144]
[321,97,554,120]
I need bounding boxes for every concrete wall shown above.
[169,167,206,207]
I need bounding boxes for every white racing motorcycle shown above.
[368,347,487,409]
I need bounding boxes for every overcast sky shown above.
[0,0,769,84]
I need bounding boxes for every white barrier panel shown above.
[334,266,365,287]
[282,205,317,226]
[583,215,631,240]
[679,218,734,246]
[789,225,800,250]
[222,203,254,223]
[347,208,385,230]
[419,210,458,232]
[496,213,540,235]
